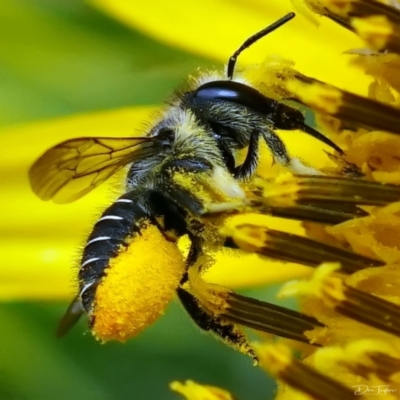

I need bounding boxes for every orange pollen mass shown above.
[90,222,185,342]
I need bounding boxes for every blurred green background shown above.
[0,1,296,399]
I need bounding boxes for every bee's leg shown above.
[234,129,260,180]
[261,127,291,167]
[177,240,257,359]
[160,157,246,217]
[175,236,258,358]
[177,286,257,360]
[234,125,332,180]
[156,159,213,216]
[261,127,322,175]
[178,264,324,361]
[153,182,206,216]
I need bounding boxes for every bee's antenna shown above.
[227,12,296,79]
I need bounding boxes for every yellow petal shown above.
[91,0,371,94]
[170,380,234,400]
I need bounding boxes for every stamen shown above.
[302,0,400,53]
[368,352,400,380]
[203,197,366,224]
[206,173,400,226]
[349,52,400,98]
[353,15,398,53]
[286,75,400,134]
[303,340,400,388]
[255,174,400,207]
[223,292,324,345]
[328,201,400,264]
[337,285,400,336]
[222,222,384,274]
[281,264,400,337]
[260,201,368,224]
[256,343,356,400]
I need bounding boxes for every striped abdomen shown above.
[75,191,187,342]
[78,193,146,312]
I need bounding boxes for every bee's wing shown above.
[29,136,154,203]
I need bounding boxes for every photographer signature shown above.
[352,385,398,395]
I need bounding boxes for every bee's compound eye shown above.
[157,128,175,146]
[89,222,185,342]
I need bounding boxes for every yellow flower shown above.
[4,1,400,400]
[171,380,234,400]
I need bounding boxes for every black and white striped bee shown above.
[29,13,344,358]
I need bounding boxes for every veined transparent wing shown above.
[29,136,154,203]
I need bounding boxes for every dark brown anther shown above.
[294,175,400,206]
[260,229,384,273]
[337,284,400,337]
[281,358,357,400]
[260,201,368,225]
[223,292,324,345]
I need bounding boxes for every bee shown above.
[29,12,348,358]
